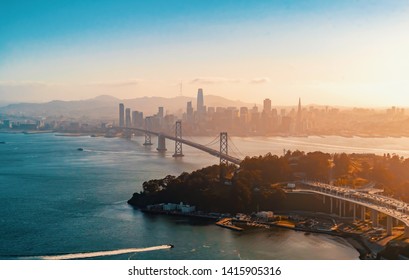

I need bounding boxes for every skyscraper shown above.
[197,88,204,114]
[125,108,131,128]
[240,107,249,123]
[296,98,302,132]
[132,111,138,127]
[186,101,194,123]
[263,98,272,116]
[119,103,125,127]
[158,107,164,119]
[134,111,144,128]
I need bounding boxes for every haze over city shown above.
[4,1,409,265]
[1,0,409,106]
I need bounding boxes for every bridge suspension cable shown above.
[203,135,220,147]
[228,136,245,158]
[181,133,196,143]
[116,126,242,165]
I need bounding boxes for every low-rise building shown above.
[163,203,178,211]
[255,211,274,221]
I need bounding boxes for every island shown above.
[128,151,409,259]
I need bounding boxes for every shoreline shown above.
[2,129,409,139]
[140,208,377,259]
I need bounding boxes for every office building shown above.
[187,101,194,123]
[263,98,272,116]
[132,111,138,127]
[296,98,302,132]
[125,108,131,128]
[197,88,204,114]
[158,107,164,119]
[119,103,125,127]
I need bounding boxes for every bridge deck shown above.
[298,181,409,227]
[120,127,242,165]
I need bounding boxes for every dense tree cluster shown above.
[360,153,409,202]
[128,160,286,213]
[128,151,409,213]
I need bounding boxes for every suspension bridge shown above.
[113,120,409,237]
[116,120,243,165]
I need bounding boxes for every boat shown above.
[77,148,84,151]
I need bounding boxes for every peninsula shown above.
[129,151,409,259]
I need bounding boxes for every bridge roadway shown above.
[296,181,409,237]
[121,127,242,165]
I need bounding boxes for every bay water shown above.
[2,133,400,259]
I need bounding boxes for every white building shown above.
[256,211,274,220]
[177,202,196,213]
[163,203,178,211]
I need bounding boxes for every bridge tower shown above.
[157,134,167,152]
[173,120,184,157]
[219,132,228,166]
[219,132,228,181]
[143,118,153,146]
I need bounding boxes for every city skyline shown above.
[3,1,409,265]
[2,87,408,137]
[110,89,407,138]
[1,1,409,106]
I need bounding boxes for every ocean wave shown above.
[37,245,172,260]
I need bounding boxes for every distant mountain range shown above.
[0,95,257,120]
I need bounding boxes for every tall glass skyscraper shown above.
[125,108,131,128]
[197,88,204,114]
[119,103,125,127]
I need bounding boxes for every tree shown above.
[299,152,331,180]
[333,153,350,177]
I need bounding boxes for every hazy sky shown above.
[1,0,409,106]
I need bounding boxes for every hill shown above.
[0,95,256,120]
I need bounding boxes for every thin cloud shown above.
[0,80,142,88]
[85,79,142,87]
[250,77,271,84]
[0,80,53,87]
[190,77,241,85]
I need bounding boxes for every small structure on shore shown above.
[255,211,275,221]
[216,218,244,232]
[147,202,196,213]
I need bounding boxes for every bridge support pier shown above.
[361,206,366,221]
[343,201,346,217]
[323,195,325,204]
[330,197,333,213]
[405,226,409,238]
[157,134,167,152]
[143,134,152,146]
[371,210,379,227]
[386,216,393,236]
[353,204,356,221]
[338,199,342,217]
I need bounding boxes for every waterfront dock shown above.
[215,218,244,231]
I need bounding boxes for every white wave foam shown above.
[40,245,171,260]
